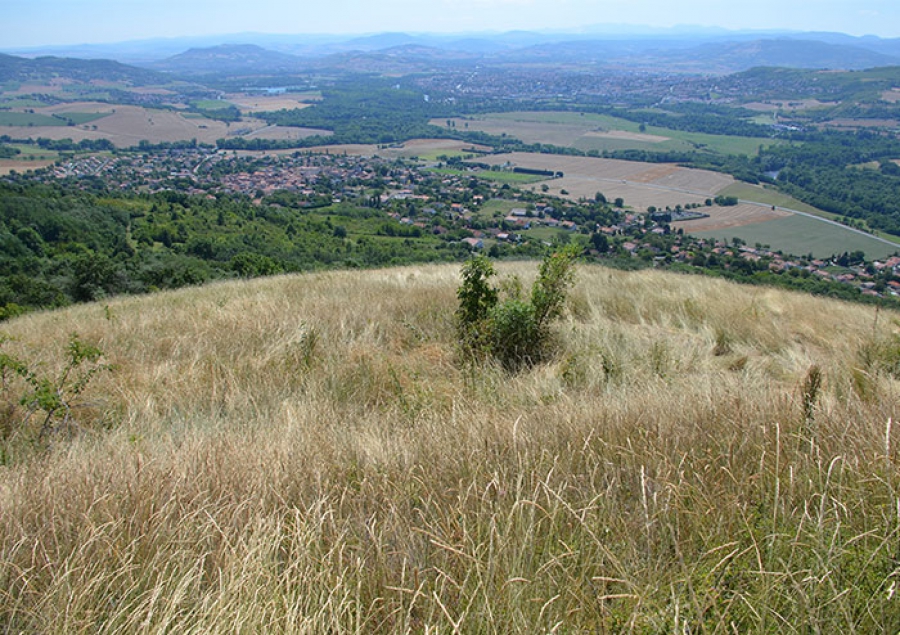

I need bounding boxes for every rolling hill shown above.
[1,263,898,631]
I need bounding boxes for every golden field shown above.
[1,263,899,632]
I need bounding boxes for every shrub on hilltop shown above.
[456,246,577,370]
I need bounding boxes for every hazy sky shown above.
[4,0,900,48]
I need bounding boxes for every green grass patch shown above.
[193,99,234,110]
[520,226,576,243]
[691,214,899,260]
[7,144,59,160]
[478,199,523,215]
[60,112,110,125]
[416,150,476,161]
[0,98,50,109]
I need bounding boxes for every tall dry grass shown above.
[1,263,899,632]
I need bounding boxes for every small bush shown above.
[0,332,111,456]
[456,247,578,370]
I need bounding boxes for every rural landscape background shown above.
[2,4,900,631]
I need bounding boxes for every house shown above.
[462,237,484,250]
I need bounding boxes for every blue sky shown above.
[3,0,900,48]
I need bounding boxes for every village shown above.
[33,147,900,301]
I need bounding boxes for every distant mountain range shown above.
[4,29,900,78]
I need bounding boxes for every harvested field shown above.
[435,116,590,147]
[303,139,492,159]
[38,101,116,115]
[0,103,332,148]
[0,159,55,175]
[882,89,900,103]
[742,99,836,112]
[240,125,331,141]
[535,176,712,210]
[226,93,319,113]
[476,152,734,210]
[0,105,235,146]
[583,129,669,143]
[674,203,791,232]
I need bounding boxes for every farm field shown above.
[225,92,322,113]
[0,158,55,175]
[0,103,330,148]
[303,139,492,160]
[718,182,826,216]
[473,152,899,258]
[475,152,735,210]
[429,167,544,184]
[437,111,782,156]
[690,212,899,259]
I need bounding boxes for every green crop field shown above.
[691,213,899,260]
[59,112,110,125]
[0,112,67,126]
[193,100,235,110]
[0,98,51,109]
[720,182,900,246]
[8,144,59,160]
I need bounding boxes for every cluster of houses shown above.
[35,147,900,299]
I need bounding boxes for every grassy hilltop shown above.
[1,263,900,632]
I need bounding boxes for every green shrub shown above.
[456,247,578,371]
[0,333,111,456]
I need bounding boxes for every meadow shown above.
[1,263,899,632]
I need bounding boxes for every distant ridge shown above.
[150,43,307,75]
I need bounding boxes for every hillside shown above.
[0,53,166,85]
[150,44,308,76]
[1,263,899,631]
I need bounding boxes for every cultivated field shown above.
[0,103,331,148]
[0,158,55,175]
[225,92,321,113]
[303,138,492,160]
[476,152,735,210]
[472,152,899,258]
[691,212,900,260]
[438,111,781,156]
[674,202,791,232]
[1,264,898,631]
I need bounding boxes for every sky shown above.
[3,0,900,48]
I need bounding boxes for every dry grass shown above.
[1,264,899,632]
